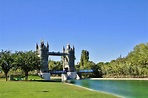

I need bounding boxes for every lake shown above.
[71,79,148,98]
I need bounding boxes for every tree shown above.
[127,43,148,66]
[13,51,40,80]
[79,50,89,69]
[0,50,14,81]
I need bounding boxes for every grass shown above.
[0,77,119,98]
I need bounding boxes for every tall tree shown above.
[79,50,89,69]
[0,50,13,81]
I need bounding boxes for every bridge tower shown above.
[36,40,50,80]
[62,44,75,72]
[62,44,77,81]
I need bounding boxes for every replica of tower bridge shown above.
[36,40,78,81]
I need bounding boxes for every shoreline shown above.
[90,78,148,80]
[66,82,122,98]
[50,77,148,80]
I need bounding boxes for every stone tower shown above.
[36,40,49,73]
[62,44,75,72]
[61,44,77,81]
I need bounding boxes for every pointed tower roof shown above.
[66,43,70,50]
[47,42,49,48]
[41,40,44,45]
[36,43,38,50]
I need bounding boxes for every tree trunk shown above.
[5,73,8,81]
[25,72,28,81]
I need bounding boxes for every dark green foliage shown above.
[0,50,13,81]
[0,50,41,81]
[13,51,40,80]
[79,50,89,69]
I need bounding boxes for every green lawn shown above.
[0,79,119,98]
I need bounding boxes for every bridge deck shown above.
[50,70,93,74]
[48,52,68,56]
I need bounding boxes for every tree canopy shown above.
[0,50,14,81]
[0,50,40,81]
[100,43,148,78]
[13,51,40,80]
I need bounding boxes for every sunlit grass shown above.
[0,79,118,98]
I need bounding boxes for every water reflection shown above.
[81,79,90,88]
[71,79,148,98]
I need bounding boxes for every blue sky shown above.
[0,0,148,63]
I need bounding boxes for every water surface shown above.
[71,79,148,98]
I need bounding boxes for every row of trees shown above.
[48,60,63,71]
[48,60,63,76]
[1,42,148,80]
[0,50,40,81]
[99,43,148,78]
[76,43,148,78]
